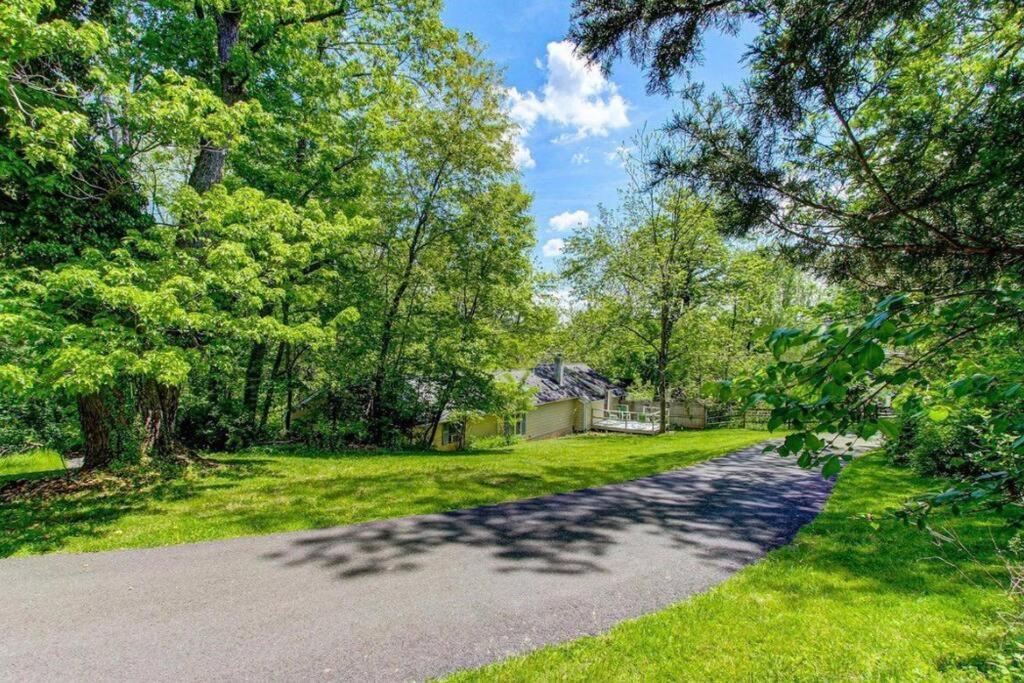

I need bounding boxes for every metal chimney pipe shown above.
[554,353,564,385]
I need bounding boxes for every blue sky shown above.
[441,0,752,270]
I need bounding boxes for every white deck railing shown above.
[591,407,664,425]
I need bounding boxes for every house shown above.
[432,356,626,450]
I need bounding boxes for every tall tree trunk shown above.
[366,160,449,444]
[284,343,294,435]
[79,387,140,467]
[258,341,286,434]
[421,370,459,448]
[243,340,269,439]
[188,5,244,192]
[77,393,114,469]
[657,305,672,434]
[367,323,396,443]
[145,4,244,454]
[367,246,417,443]
[138,379,181,459]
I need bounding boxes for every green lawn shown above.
[0,429,769,557]
[0,450,66,485]
[448,453,1014,682]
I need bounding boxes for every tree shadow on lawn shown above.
[0,467,68,486]
[0,441,742,559]
[241,445,517,460]
[0,458,278,557]
[261,442,879,582]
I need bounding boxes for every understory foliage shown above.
[0,0,548,465]
[571,0,1024,520]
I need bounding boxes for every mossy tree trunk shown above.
[78,387,141,468]
[138,379,181,459]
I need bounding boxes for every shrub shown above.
[883,417,917,468]
[0,396,79,455]
[468,434,521,450]
[888,413,988,478]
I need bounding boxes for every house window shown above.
[504,413,527,437]
[441,421,463,446]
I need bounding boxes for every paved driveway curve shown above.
[0,439,872,682]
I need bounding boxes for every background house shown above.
[432,356,625,450]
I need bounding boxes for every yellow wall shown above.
[574,399,592,432]
[524,399,576,440]
[468,414,499,440]
[430,413,501,450]
[431,398,582,449]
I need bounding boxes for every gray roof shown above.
[515,363,625,406]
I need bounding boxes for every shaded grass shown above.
[447,453,1014,682]
[0,450,66,484]
[0,429,769,557]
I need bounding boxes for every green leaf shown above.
[878,418,901,439]
[828,361,852,381]
[822,456,841,477]
[928,406,950,422]
[784,433,805,452]
[821,381,846,401]
[865,311,889,329]
[859,342,885,371]
[950,378,973,397]
[700,381,720,399]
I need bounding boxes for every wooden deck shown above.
[591,408,663,435]
[592,418,661,434]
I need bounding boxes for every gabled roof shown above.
[514,363,625,406]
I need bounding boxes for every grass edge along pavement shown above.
[446,451,1017,682]
[1,428,769,557]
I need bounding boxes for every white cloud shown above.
[542,237,565,257]
[551,286,582,319]
[506,41,631,166]
[571,152,589,165]
[605,144,633,166]
[499,120,535,170]
[548,210,590,232]
[508,125,536,169]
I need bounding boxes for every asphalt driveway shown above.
[0,438,873,682]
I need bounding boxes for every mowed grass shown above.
[448,453,1014,682]
[0,429,769,557]
[0,450,66,485]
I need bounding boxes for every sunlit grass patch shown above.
[447,453,1013,681]
[0,450,66,485]
[0,429,770,557]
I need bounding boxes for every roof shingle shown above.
[514,363,625,405]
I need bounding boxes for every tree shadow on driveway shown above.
[261,441,877,581]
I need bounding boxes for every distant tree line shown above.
[556,132,820,433]
[570,0,1024,514]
